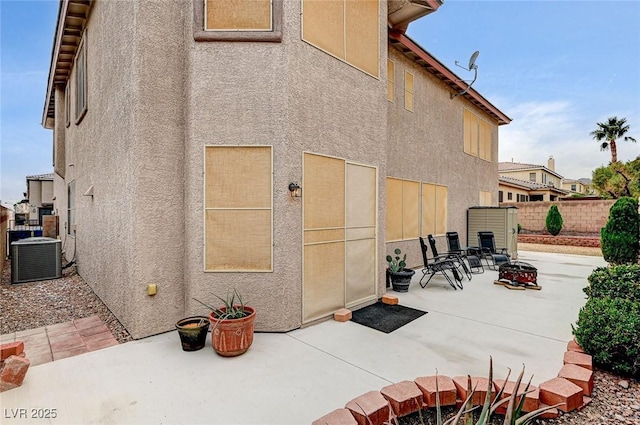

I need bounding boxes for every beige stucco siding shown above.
[386,46,499,268]
[184,0,388,331]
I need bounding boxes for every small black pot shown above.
[389,269,416,292]
[176,316,210,351]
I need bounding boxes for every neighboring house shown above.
[498,157,568,202]
[25,173,55,225]
[561,178,594,196]
[42,0,510,339]
[1,204,14,260]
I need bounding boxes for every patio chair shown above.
[477,231,511,270]
[426,234,472,280]
[418,237,463,290]
[445,232,483,274]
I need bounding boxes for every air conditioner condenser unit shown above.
[11,237,62,284]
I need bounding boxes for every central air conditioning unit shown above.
[11,237,62,284]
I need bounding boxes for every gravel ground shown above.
[2,246,638,424]
[0,259,132,343]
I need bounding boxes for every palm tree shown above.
[590,116,636,163]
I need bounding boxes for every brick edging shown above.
[518,234,600,248]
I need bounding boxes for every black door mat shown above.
[350,302,427,333]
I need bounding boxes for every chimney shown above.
[548,156,555,171]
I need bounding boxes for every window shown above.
[479,191,492,206]
[463,109,492,160]
[67,181,75,236]
[542,174,547,184]
[499,191,503,203]
[507,192,513,201]
[386,178,419,241]
[302,0,379,77]
[194,0,282,41]
[75,37,87,124]
[571,184,577,191]
[529,172,536,182]
[421,182,448,236]
[387,59,395,102]
[204,146,272,271]
[404,71,413,111]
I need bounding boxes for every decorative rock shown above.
[381,294,399,305]
[558,364,594,396]
[380,380,423,417]
[345,391,390,425]
[453,376,493,406]
[619,380,629,389]
[414,375,457,407]
[0,341,25,361]
[538,377,584,413]
[493,379,540,412]
[563,351,593,370]
[334,308,352,322]
[0,355,30,392]
[312,408,357,425]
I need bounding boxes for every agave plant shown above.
[193,288,249,320]
[429,358,561,425]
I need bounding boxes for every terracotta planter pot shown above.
[208,306,256,357]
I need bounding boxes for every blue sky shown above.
[1,1,639,204]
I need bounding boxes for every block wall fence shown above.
[500,200,616,233]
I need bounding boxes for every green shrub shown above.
[517,223,522,234]
[585,265,640,303]
[573,297,640,377]
[545,205,563,236]
[600,197,640,264]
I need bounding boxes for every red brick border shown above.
[518,234,600,248]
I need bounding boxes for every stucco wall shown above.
[386,46,501,269]
[183,0,389,331]
[501,200,615,233]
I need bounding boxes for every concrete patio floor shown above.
[1,251,605,425]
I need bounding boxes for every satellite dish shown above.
[451,50,480,99]
[468,51,479,70]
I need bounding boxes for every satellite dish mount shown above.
[451,50,479,99]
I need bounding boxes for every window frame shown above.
[387,59,395,102]
[65,85,71,128]
[74,36,87,125]
[404,70,414,112]
[529,172,536,182]
[193,0,283,42]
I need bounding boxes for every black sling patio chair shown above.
[445,231,483,274]
[427,234,472,280]
[477,231,511,270]
[418,237,463,290]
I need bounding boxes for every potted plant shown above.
[386,248,415,292]
[194,289,256,357]
[175,316,210,352]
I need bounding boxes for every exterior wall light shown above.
[288,182,302,198]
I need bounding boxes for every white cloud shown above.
[498,100,637,180]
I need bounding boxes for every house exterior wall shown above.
[499,184,529,202]
[47,0,505,338]
[386,46,499,268]
[500,169,560,187]
[183,0,388,331]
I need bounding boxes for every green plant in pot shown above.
[386,248,415,292]
[194,289,256,357]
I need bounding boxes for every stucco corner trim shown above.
[193,0,283,42]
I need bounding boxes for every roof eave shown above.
[389,31,512,125]
[388,0,443,31]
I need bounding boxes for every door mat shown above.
[350,302,427,333]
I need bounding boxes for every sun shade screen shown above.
[464,109,479,156]
[479,119,492,161]
[386,178,403,241]
[421,183,435,236]
[304,154,345,230]
[480,190,493,206]
[435,185,448,235]
[205,146,272,271]
[387,59,395,101]
[304,241,345,321]
[403,180,419,239]
[302,0,379,77]
[205,0,272,31]
[404,71,414,111]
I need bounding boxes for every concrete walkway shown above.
[0,251,605,425]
